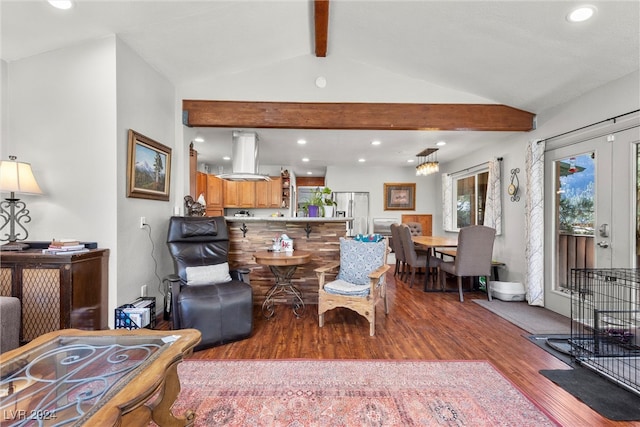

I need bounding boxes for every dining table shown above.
[411,235,458,291]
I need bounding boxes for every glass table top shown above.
[0,334,177,426]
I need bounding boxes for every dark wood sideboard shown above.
[0,248,109,343]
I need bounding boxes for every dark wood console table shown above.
[0,248,109,343]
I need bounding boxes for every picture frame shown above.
[384,182,416,210]
[127,130,172,201]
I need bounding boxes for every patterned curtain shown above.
[525,139,545,306]
[483,157,502,235]
[442,173,454,231]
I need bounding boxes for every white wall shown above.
[7,36,119,319]
[5,36,176,325]
[1,59,7,153]
[115,38,176,310]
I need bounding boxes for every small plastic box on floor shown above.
[489,281,526,301]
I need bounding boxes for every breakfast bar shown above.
[225,217,351,305]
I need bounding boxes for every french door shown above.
[544,126,638,317]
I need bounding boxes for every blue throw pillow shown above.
[354,233,384,242]
[337,237,386,286]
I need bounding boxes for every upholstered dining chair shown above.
[405,221,430,260]
[166,216,253,350]
[315,237,390,336]
[389,223,406,279]
[398,224,436,288]
[436,225,496,302]
[406,222,423,236]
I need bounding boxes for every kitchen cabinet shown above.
[195,173,224,216]
[195,172,207,199]
[223,180,255,208]
[206,174,224,215]
[255,177,282,208]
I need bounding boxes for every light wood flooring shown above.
[161,271,640,426]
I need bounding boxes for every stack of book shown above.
[42,239,89,255]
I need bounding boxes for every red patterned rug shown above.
[168,360,558,426]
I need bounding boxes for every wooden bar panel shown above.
[226,219,347,304]
[183,100,535,132]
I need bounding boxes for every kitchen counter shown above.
[225,216,352,222]
[225,217,351,305]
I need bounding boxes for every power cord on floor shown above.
[142,223,164,298]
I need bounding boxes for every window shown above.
[454,170,489,229]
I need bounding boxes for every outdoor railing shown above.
[558,233,594,288]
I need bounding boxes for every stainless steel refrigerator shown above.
[332,192,369,236]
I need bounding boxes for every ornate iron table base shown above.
[262,265,305,319]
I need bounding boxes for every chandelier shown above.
[415,148,439,176]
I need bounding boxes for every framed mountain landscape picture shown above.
[127,130,172,201]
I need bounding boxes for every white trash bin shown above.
[489,281,525,301]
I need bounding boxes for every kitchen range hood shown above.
[217,131,270,181]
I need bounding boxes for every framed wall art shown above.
[384,182,416,210]
[127,130,172,201]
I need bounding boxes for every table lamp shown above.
[0,156,43,250]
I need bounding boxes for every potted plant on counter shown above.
[321,187,337,217]
[303,187,335,217]
[303,189,324,217]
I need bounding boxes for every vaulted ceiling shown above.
[2,1,639,175]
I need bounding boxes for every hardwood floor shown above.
[160,272,639,426]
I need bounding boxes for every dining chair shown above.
[437,225,496,302]
[398,224,438,288]
[405,222,423,236]
[315,236,390,336]
[389,223,406,279]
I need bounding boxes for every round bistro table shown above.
[253,250,311,319]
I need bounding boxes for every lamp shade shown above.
[0,158,43,195]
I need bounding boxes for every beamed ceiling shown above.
[2,0,638,175]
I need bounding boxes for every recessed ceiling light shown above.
[48,0,74,10]
[302,157,309,162]
[194,136,204,143]
[315,76,327,88]
[567,5,596,23]
[371,140,381,146]
[436,141,447,146]
[407,159,415,163]
[307,171,313,175]
[223,156,231,161]
[297,139,307,145]
[358,158,366,163]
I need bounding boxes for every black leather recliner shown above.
[166,216,253,350]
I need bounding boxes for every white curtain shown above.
[483,157,502,235]
[442,173,454,231]
[525,139,545,306]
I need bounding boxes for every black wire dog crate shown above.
[570,268,640,395]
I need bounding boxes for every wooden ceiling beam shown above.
[314,0,329,57]
[182,100,535,132]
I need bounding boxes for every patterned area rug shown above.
[170,360,557,426]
